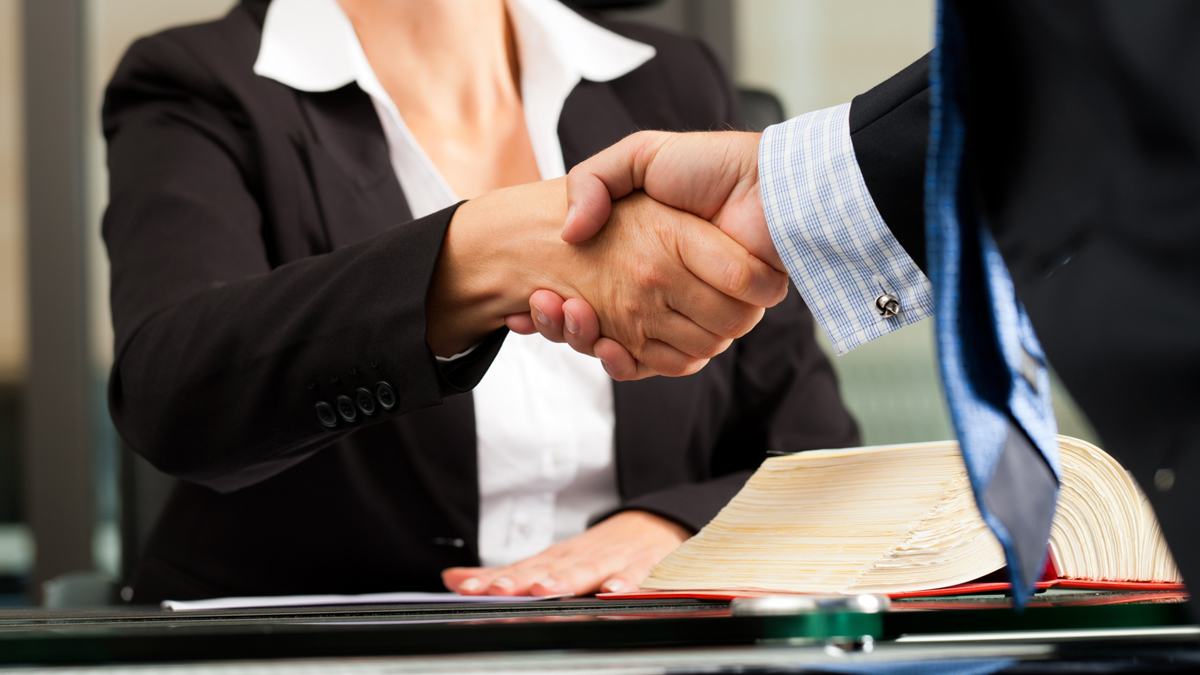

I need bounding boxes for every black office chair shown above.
[737,88,787,131]
[119,444,175,589]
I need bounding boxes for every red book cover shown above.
[598,549,1186,602]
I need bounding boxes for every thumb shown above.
[562,171,615,244]
[562,131,669,244]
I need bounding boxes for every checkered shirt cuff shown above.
[759,103,933,355]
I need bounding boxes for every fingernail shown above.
[564,204,576,228]
[600,360,614,376]
[532,578,559,593]
[563,310,580,335]
[534,307,550,325]
[491,576,514,590]
[601,579,626,593]
[458,578,482,592]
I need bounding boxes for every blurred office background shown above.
[0,0,1097,606]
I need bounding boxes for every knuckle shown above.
[634,260,669,291]
[660,357,697,378]
[630,129,660,148]
[695,339,724,360]
[509,558,547,574]
[516,566,553,583]
[661,364,686,378]
[679,358,709,377]
[617,297,645,329]
[574,560,602,579]
[766,274,790,306]
[723,259,753,299]
[723,308,761,338]
[717,316,741,339]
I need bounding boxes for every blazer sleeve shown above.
[849,53,932,272]
[103,34,503,493]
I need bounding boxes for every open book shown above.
[614,436,1182,599]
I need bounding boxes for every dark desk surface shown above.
[0,593,1195,673]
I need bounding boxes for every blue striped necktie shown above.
[926,0,1062,608]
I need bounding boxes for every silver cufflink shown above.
[874,293,900,318]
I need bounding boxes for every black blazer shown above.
[843,2,1200,595]
[103,1,859,602]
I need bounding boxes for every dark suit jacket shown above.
[103,0,859,602]
[844,2,1200,595]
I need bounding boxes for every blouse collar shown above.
[252,0,656,180]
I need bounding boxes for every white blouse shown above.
[254,0,656,567]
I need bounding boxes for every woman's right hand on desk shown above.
[425,177,788,377]
[443,510,690,598]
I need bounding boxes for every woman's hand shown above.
[442,510,690,597]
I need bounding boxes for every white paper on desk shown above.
[163,592,571,611]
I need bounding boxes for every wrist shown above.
[426,178,572,356]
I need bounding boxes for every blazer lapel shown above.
[559,80,642,170]
[292,75,635,248]
[293,85,413,250]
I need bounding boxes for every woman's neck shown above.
[337,0,541,200]
[339,0,520,126]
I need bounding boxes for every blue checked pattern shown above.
[928,0,1060,607]
[759,103,933,355]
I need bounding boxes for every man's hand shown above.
[561,191,787,376]
[442,510,689,597]
[506,131,781,380]
[564,130,778,269]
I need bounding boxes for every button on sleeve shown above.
[375,381,397,410]
[355,387,377,416]
[315,401,338,428]
[335,395,357,422]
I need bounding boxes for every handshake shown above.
[428,130,787,381]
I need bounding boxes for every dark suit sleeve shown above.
[849,53,932,272]
[103,34,502,493]
[616,288,861,533]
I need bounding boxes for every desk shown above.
[0,594,1195,673]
